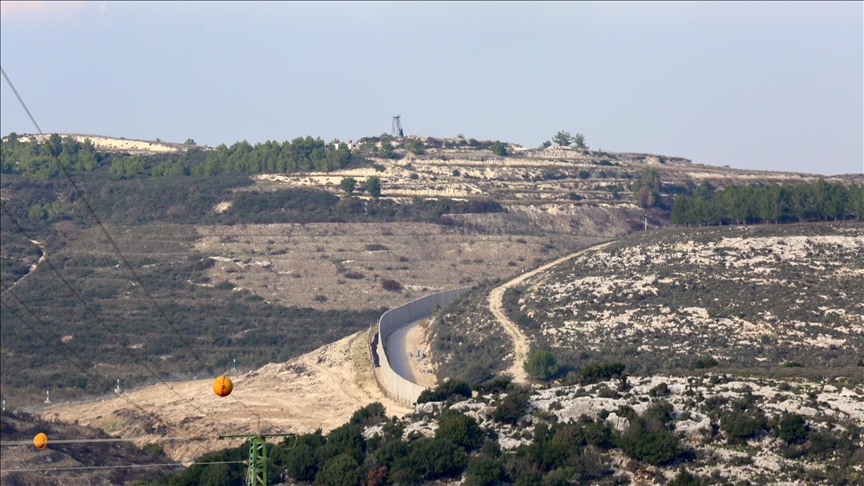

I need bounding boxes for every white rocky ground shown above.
[404,375,864,484]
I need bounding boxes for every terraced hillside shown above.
[436,223,864,382]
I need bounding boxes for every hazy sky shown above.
[1,2,861,175]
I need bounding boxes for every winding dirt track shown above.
[489,241,613,382]
[3,239,46,292]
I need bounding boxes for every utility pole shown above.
[217,432,295,486]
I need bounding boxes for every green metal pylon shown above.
[247,436,267,486]
[218,432,294,486]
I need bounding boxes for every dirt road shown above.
[386,318,438,389]
[488,241,613,382]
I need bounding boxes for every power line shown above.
[0,67,42,133]
[0,436,213,446]
[1,66,264,425]
[0,461,247,474]
[0,203,214,420]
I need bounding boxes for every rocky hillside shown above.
[434,222,863,384]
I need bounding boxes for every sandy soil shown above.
[488,241,614,382]
[19,133,188,154]
[37,331,412,461]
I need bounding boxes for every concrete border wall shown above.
[376,286,473,406]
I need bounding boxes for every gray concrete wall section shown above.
[376,286,473,405]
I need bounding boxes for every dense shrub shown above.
[472,376,512,394]
[417,379,472,404]
[578,362,625,385]
[390,437,467,482]
[490,141,507,156]
[315,453,363,486]
[404,139,425,155]
[492,386,531,424]
[465,456,503,486]
[380,279,402,292]
[524,350,559,380]
[616,419,682,465]
[436,409,484,447]
[720,399,767,441]
[777,413,809,444]
[350,402,387,427]
[694,357,719,369]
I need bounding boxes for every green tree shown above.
[825,182,848,221]
[391,437,467,481]
[340,177,357,196]
[541,140,552,149]
[616,418,682,465]
[849,182,864,220]
[573,133,586,148]
[185,138,196,145]
[552,131,572,147]
[365,176,381,199]
[492,386,530,424]
[631,168,661,208]
[671,195,695,225]
[777,413,809,444]
[315,453,363,486]
[436,409,484,448]
[758,183,785,224]
[404,139,425,155]
[47,133,63,156]
[490,141,507,156]
[283,443,320,481]
[465,456,503,486]
[523,350,559,380]
[109,156,145,175]
[379,141,395,159]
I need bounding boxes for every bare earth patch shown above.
[37,331,411,462]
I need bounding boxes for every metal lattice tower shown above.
[391,115,403,138]
[218,432,295,486]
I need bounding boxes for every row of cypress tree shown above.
[671,179,864,226]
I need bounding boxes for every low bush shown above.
[492,386,530,424]
[693,357,719,369]
[578,362,625,385]
[381,279,402,292]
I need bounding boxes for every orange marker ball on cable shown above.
[33,432,48,450]
[212,376,233,397]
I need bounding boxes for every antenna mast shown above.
[391,115,403,138]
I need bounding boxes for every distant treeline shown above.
[1,133,102,179]
[192,137,352,175]
[1,134,354,180]
[671,179,864,226]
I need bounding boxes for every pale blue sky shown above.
[1,2,861,175]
